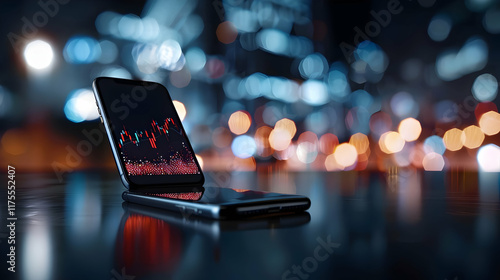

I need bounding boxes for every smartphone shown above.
[122,186,311,219]
[92,77,204,192]
[93,77,310,218]
[121,199,311,234]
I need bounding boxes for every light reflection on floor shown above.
[1,169,500,279]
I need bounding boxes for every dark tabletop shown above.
[1,169,500,280]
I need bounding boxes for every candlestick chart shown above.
[118,118,200,176]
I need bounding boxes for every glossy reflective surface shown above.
[1,170,500,280]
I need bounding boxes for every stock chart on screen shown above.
[118,118,200,176]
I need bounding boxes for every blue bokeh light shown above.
[63,36,101,64]
[231,135,257,159]
[424,135,446,155]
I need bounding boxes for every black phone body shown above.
[93,77,311,219]
[92,77,204,191]
[121,201,311,235]
[122,186,311,220]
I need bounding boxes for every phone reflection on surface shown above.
[145,189,204,201]
[113,200,310,277]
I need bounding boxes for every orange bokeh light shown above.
[443,128,463,151]
[379,131,405,154]
[212,127,232,148]
[461,125,484,149]
[228,110,252,135]
[269,129,292,151]
[398,118,422,142]
[1,129,28,155]
[349,133,369,154]
[254,126,273,157]
[333,143,358,168]
[324,154,342,171]
[172,100,186,121]
[479,111,500,136]
[275,118,297,139]
[216,21,238,44]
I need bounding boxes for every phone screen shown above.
[94,78,204,188]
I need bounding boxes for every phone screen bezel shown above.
[93,77,205,191]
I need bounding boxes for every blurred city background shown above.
[1,0,500,177]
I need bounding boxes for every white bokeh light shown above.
[477,144,500,172]
[24,40,54,70]
[64,89,100,123]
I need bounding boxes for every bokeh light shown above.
[1,129,28,155]
[297,131,319,163]
[327,63,350,101]
[319,133,339,154]
[379,131,405,154]
[64,36,101,64]
[479,111,500,135]
[472,73,498,102]
[231,135,257,159]
[274,118,297,139]
[196,154,204,170]
[423,135,446,155]
[173,100,187,121]
[64,89,100,123]
[257,29,289,55]
[157,39,185,71]
[443,128,464,151]
[428,14,452,42]
[483,8,500,34]
[254,126,273,157]
[475,102,498,121]
[461,125,484,149]
[422,152,445,171]
[390,91,419,119]
[8,0,500,178]
[333,143,358,169]
[349,133,369,154]
[436,37,488,81]
[299,53,328,79]
[477,144,500,172]
[185,47,206,72]
[398,118,422,142]
[324,154,342,171]
[269,128,292,151]
[216,21,238,44]
[300,80,329,106]
[228,110,252,135]
[24,40,54,70]
[296,142,318,164]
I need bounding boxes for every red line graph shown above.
[118,118,181,149]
